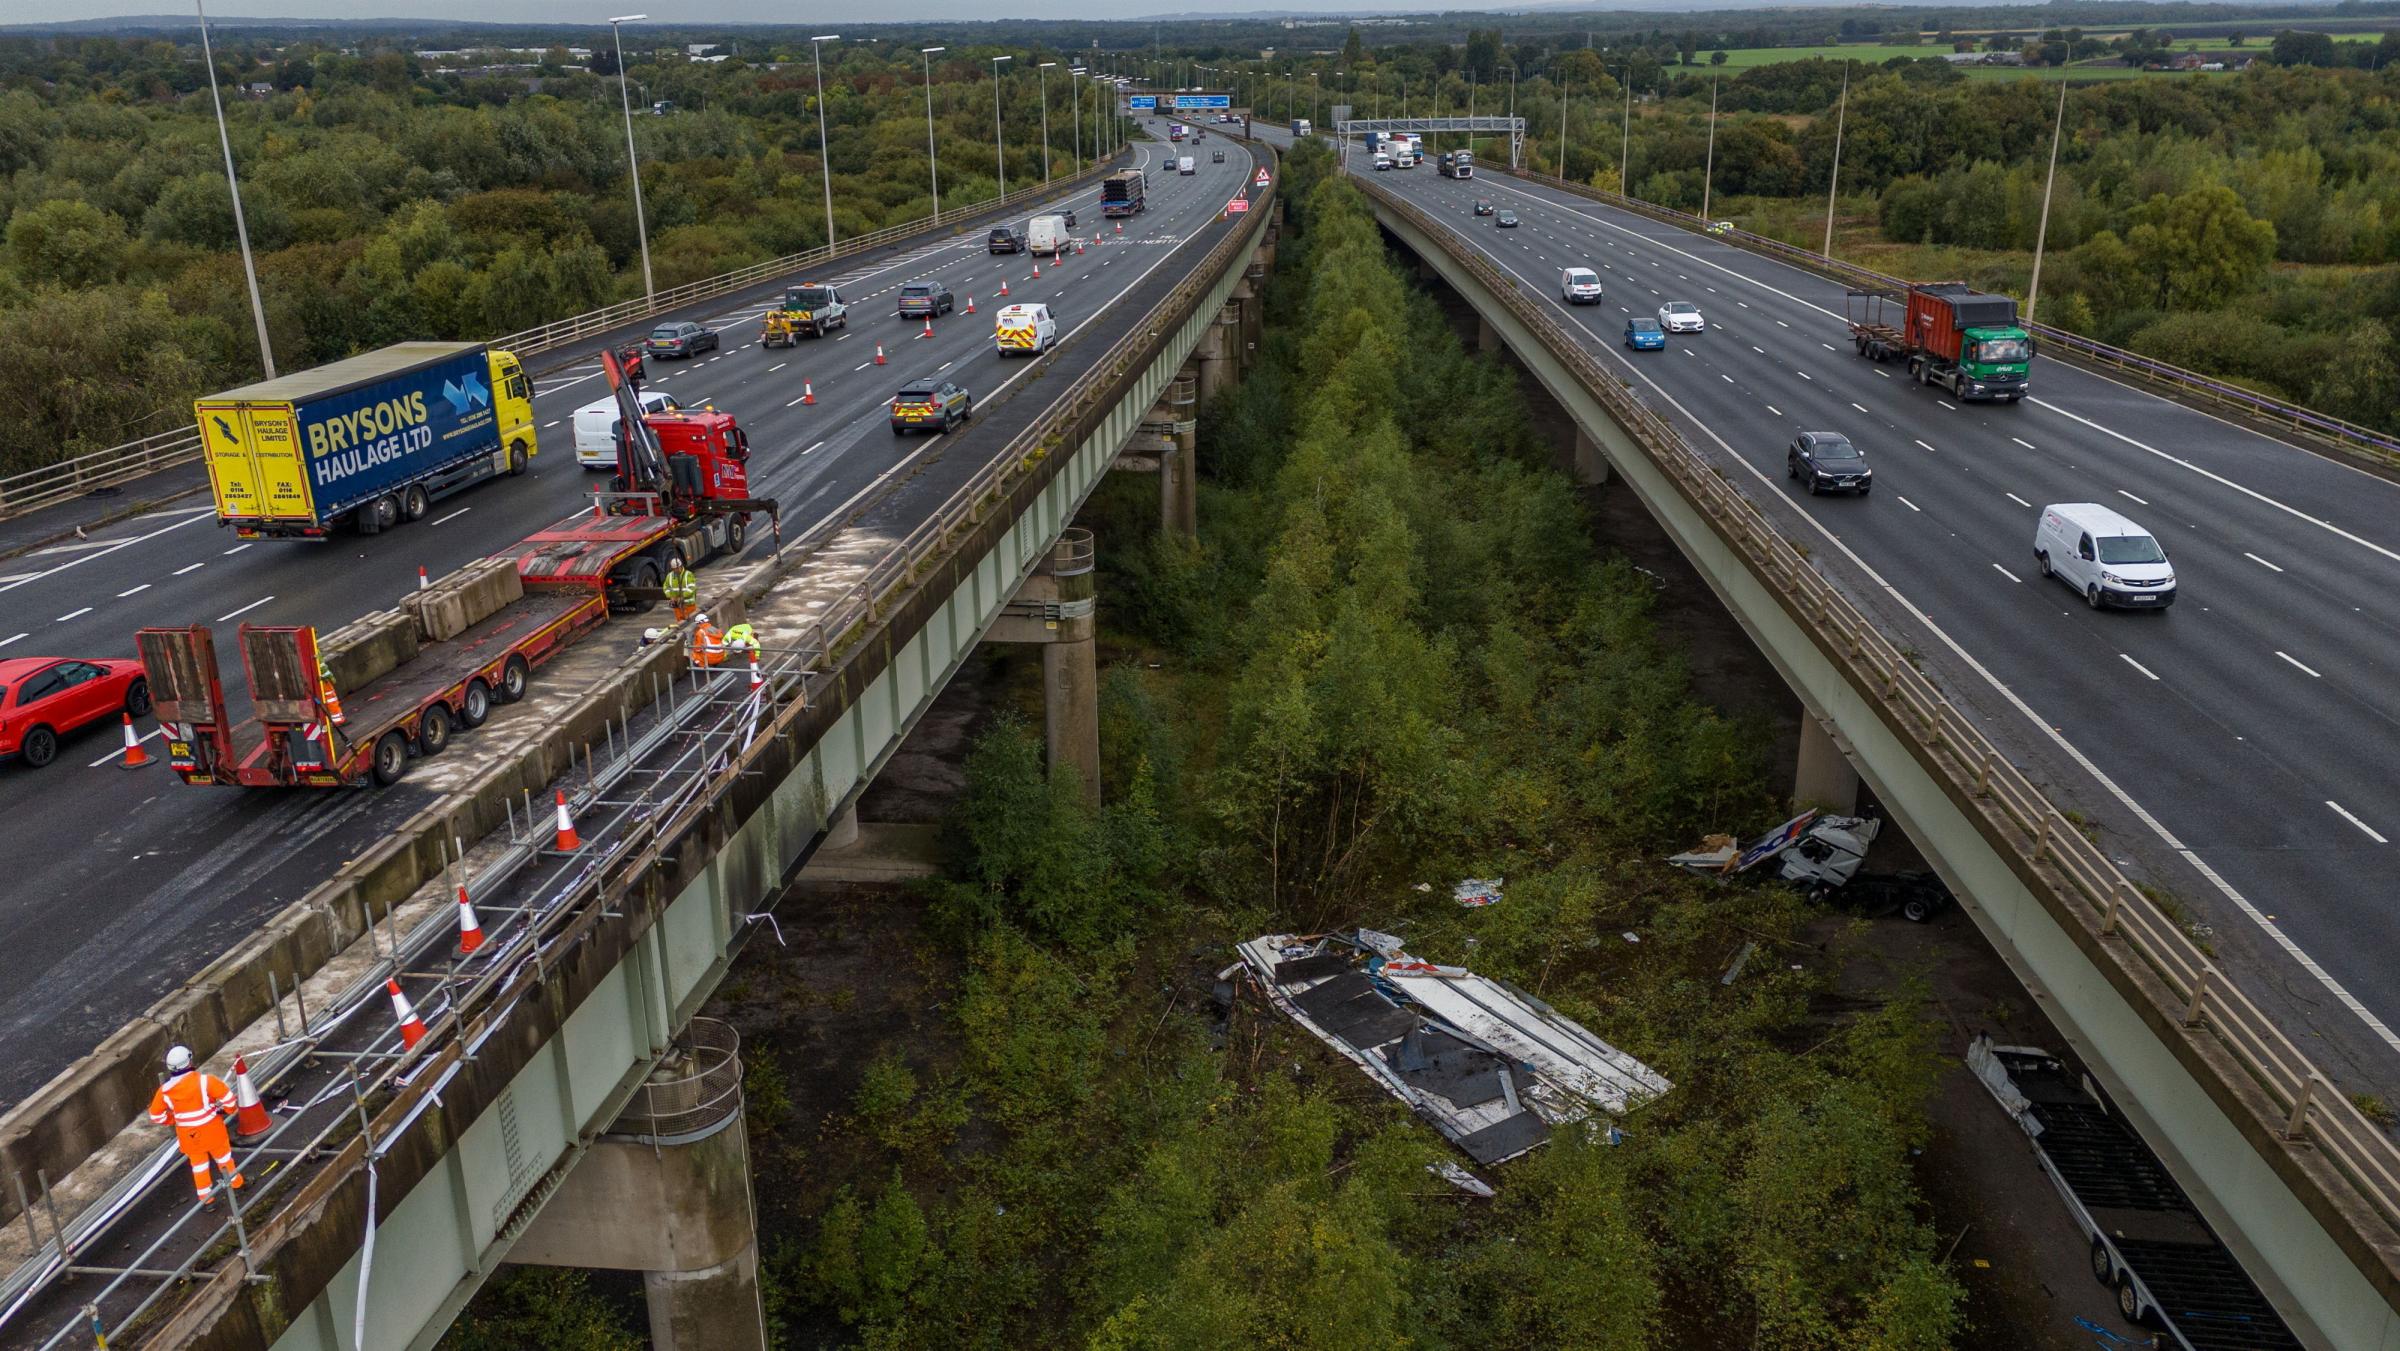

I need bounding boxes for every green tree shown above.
[5,199,130,287]
[1342,28,1364,66]
[2124,185,2277,308]
[437,1268,640,1351]
[2309,319,2400,427]
[1712,49,1731,66]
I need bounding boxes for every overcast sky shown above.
[26,1,1461,22]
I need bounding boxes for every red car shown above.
[0,657,149,768]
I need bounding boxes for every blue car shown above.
[1625,318,1667,351]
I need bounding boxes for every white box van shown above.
[1178,155,1196,175]
[994,302,1057,357]
[2034,502,2176,609]
[1028,213,1071,257]
[574,391,681,468]
[1560,267,1604,304]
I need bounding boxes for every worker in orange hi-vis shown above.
[147,1045,244,1211]
[688,613,725,668]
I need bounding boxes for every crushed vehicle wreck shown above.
[1235,930,1671,1169]
[1666,808,1955,922]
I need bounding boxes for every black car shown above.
[1211,149,1225,163]
[988,225,1027,254]
[891,379,972,435]
[1494,209,1519,228]
[1787,431,1873,496]
[897,281,955,317]
[1060,208,1078,229]
[646,321,718,358]
[1473,198,1494,216]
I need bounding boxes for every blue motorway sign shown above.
[1127,95,1157,109]
[1170,94,1231,109]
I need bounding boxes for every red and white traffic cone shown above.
[455,883,485,955]
[998,278,1009,297]
[1114,220,1122,235]
[1075,238,1085,255]
[118,714,152,770]
[920,317,934,339]
[965,294,976,314]
[1032,261,1041,279]
[229,1056,273,1141]
[748,654,763,693]
[417,566,429,590]
[387,979,427,1049]
[553,790,581,852]
[874,343,887,365]
[801,381,816,406]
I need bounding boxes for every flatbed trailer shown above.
[1970,1038,2301,1351]
[138,583,607,789]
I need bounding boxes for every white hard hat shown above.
[694,612,710,625]
[166,1045,192,1072]
[669,555,684,568]
[642,628,663,643]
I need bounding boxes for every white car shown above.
[1658,301,1705,333]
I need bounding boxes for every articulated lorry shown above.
[1847,283,2034,403]
[1970,1037,2300,1351]
[1439,150,1475,178]
[197,341,536,540]
[142,350,776,789]
[1102,169,1147,218]
[1290,118,1312,137]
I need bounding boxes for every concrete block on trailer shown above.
[319,609,419,693]
[405,556,525,643]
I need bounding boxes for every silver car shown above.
[1657,301,1705,333]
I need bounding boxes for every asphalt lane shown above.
[0,138,1257,1099]
[1282,133,2400,1098]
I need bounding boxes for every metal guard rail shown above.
[1500,167,2400,469]
[0,156,1129,521]
[1353,176,2400,1244]
[46,142,1275,1347]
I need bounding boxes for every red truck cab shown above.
[640,408,751,504]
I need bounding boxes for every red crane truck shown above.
[136,351,779,788]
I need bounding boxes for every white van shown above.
[574,391,682,468]
[2033,502,2177,609]
[994,302,1057,357]
[1560,267,1604,304]
[1178,155,1196,175]
[1028,213,1071,257]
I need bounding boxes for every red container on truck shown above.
[137,350,778,789]
[1847,283,2035,403]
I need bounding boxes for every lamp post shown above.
[2026,81,2070,325]
[194,0,275,377]
[1701,77,1719,222]
[1822,62,1850,259]
[809,34,839,252]
[607,13,655,306]
[1038,61,1055,182]
[1618,65,1632,195]
[1509,67,1518,168]
[1070,66,1084,171]
[922,47,945,223]
[991,55,1012,202]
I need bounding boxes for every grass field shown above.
[1698,43,2236,81]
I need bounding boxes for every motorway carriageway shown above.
[0,139,1257,1100]
[1298,136,2400,1105]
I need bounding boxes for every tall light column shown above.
[608,14,655,305]
[1038,62,1055,182]
[1822,62,1850,258]
[809,34,839,251]
[991,54,1012,201]
[1701,77,1720,221]
[1070,67,1084,171]
[1618,66,1632,193]
[195,0,275,376]
[2026,81,2070,324]
[922,47,945,223]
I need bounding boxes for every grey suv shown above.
[897,281,955,318]
[890,379,972,435]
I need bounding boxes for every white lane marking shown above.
[222,544,251,555]
[1914,439,1937,453]
[88,726,164,768]
[55,606,91,621]
[1721,374,1734,384]
[1875,369,1890,378]
[1751,345,1765,354]
[854,362,873,371]
[1897,495,1921,512]
[1850,402,1869,414]
[2276,650,2323,678]
[2034,397,2400,569]
[1797,371,1812,381]
[2245,552,2285,573]
[173,563,204,576]
[0,511,216,597]
[1821,342,1836,351]
[1992,564,2021,583]
[1765,405,1782,416]
[2118,490,2149,505]
[2006,492,2032,508]
[116,584,149,597]
[787,393,812,407]
[800,440,826,457]
[2012,436,2037,450]
[2120,653,2161,680]
[1936,400,1955,410]
[770,363,787,372]
[0,633,21,648]
[543,420,562,429]
[430,507,471,526]
[2330,802,2389,843]
[216,595,273,622]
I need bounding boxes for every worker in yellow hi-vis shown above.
[663,555,699,622]
[722,619,760,664]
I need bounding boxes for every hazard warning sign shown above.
[1254,169,1271,187]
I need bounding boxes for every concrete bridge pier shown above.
[1573,424,1613,486]
[1793,711,1863,814]
[985,528,1102,805]
[510,1019,763,1351]
[1196,302,1243,404]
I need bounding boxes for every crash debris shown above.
[1666,809,1955,922]
[1235,931,1671,1168]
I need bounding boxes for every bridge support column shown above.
[510,1020,763,1351]
[1476,313,1501,356]
[983,528,1102,805]
[1794,713,1862,814]
[1573,425,1612,485]
[1196,302,1240,404]
[1238,266,1266,364]
[823,803,860,850]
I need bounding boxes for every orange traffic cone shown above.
[748,654,764,693]
[801,381,816,406]
[417,566,429,590]
[999,278,1010,297]
[874,343,887,365]
[920,317,934,339]
[388,979,427,1049]
[1075,238,1085,255]
[455,883,485,955]
[1114,220,1122,234]
[118,714,152,770]
[965,294,976,314]
[229,1056,272,1141]
[1032,262,1041,279]
[553,790,582,852]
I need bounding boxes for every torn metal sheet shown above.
[1236,932,1671,1170]
[1453,878,1503,908]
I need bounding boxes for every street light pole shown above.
[1618,66,1632,194]
[1822,62,1850,259]
[1070,67,1083,171]
[606,14,654,306]
[1038,62,1055,182]
[1701,77,1719,222]
[194,0,274,377]
[922,47,945,223]
[809,34,839,252]
[991,55,1012,202]
[2026,81,2070,325]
